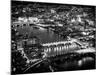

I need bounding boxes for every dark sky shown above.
[11,0,96,8]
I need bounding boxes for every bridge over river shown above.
[41,38,95,58]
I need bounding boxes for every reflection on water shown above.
[53,56,95,71]
[24,55,95,73]
[78,57,94,66]
[17,26,63,43]
[78,60,82,66]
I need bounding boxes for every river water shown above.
[23,55,95,73]
[17,26,64,44]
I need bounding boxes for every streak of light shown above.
[49,65,54,72]
[24,59,44,72]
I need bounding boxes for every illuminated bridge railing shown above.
[42,40,81,58]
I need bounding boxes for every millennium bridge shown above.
[41,38,95,58]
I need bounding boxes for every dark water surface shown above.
[23,55,95,74]
[17,26,63,43]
